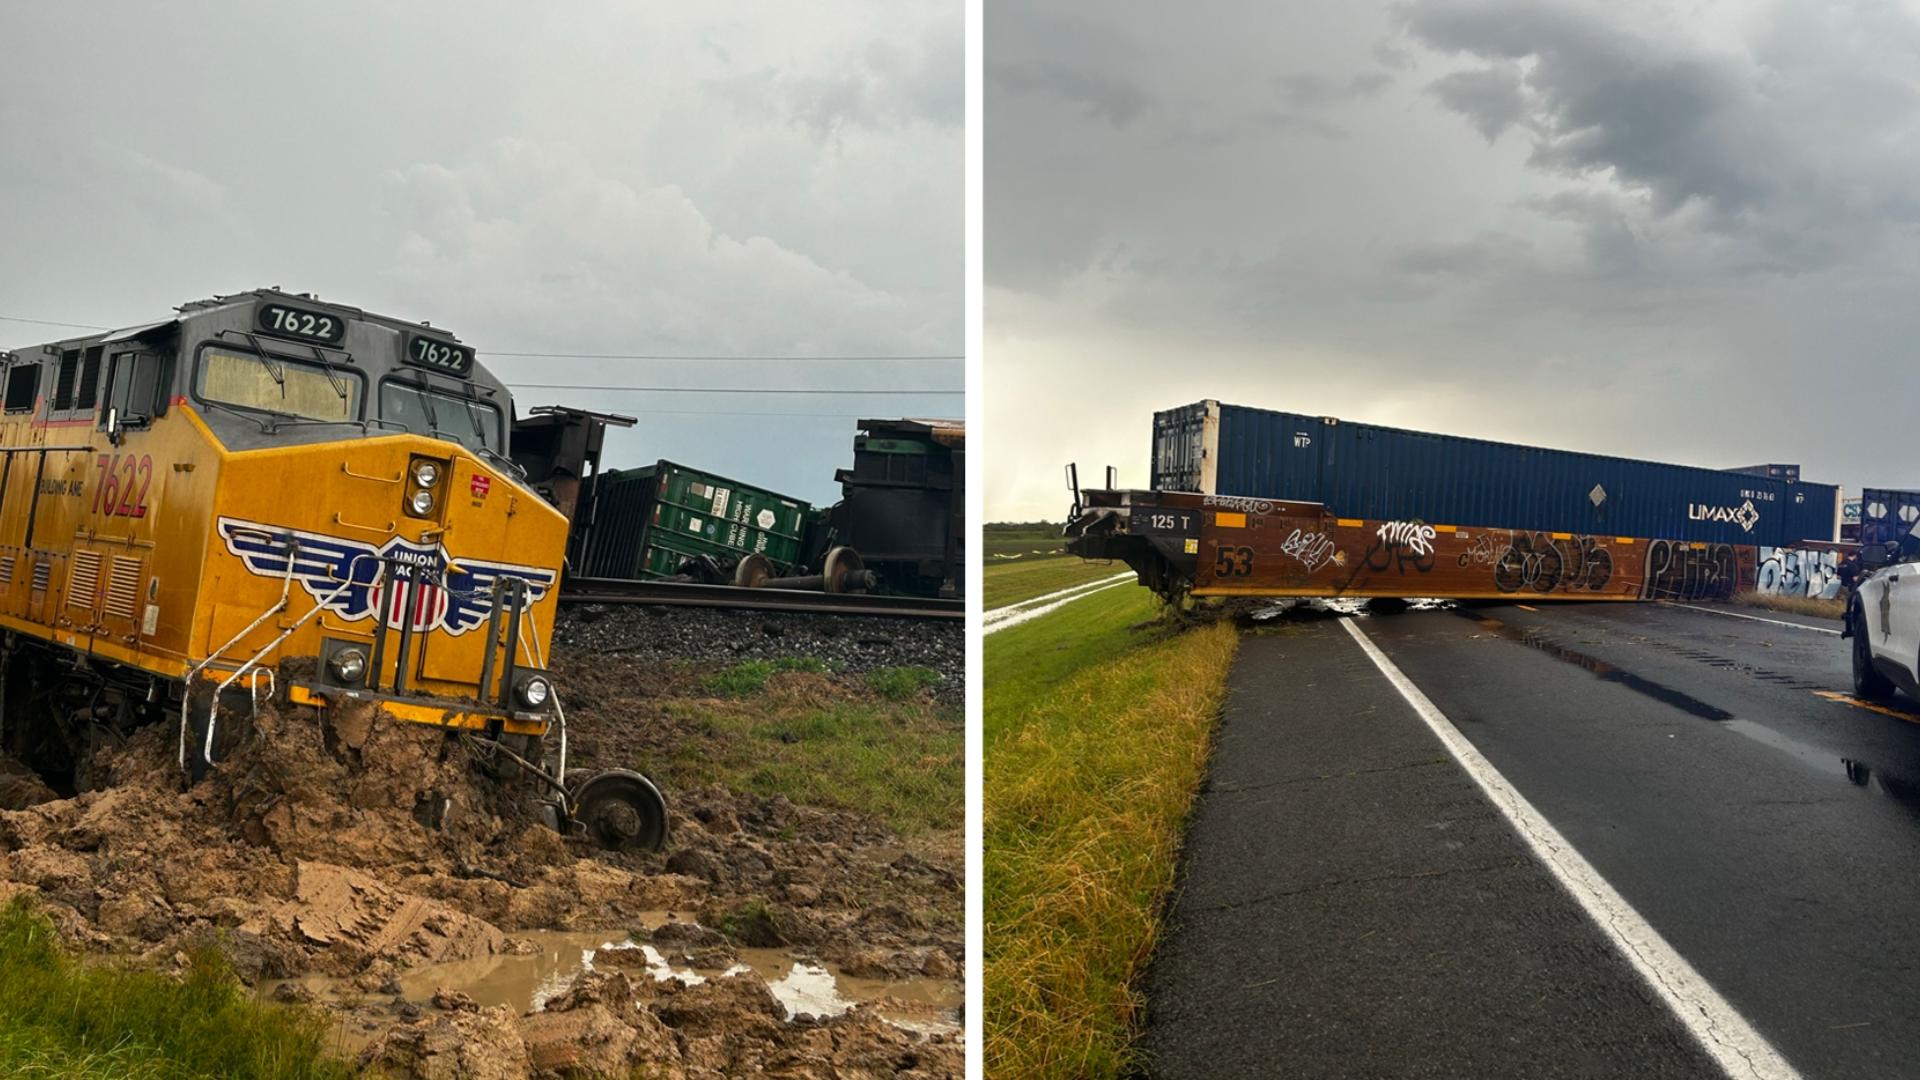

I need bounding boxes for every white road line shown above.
[982,578,1135,636]
[1338,617,1800,1080]
[983,570,1133,626]
[1659,602,1841,637]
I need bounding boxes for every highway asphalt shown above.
[1143,600,1920,1079]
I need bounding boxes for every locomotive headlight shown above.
[515,674,552,708]
[329,648,367,685]
[409,490,434,515]
[412,461,440,487]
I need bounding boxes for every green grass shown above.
[866,665,944,700]
[0,897,353,1080]
[984,584,1239,1080]
[984,585,1165,736]
[984,521,1070,560]
[701,656,829,697]
[661,684,961,835]
[983,556,1130,611]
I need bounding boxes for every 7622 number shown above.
[93,454,152,518]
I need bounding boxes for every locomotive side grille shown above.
[0,555,14,587]
[103,557,142,621]
[31,560,50,593]
[67,551,102,610]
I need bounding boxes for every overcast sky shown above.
[986,0,1920,522]
[0,1,959,506]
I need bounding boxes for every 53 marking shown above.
[1214,545,1254,577]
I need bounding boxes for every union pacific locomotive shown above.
[0,289,665,849]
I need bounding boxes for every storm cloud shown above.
[986,0,1920,522]
[0,1,960,505]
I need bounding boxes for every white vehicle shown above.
[1849,544,1920,700]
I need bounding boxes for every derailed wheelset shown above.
[464,736,670,853]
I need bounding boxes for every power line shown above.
[575,409,907,419]
[487,349,959,361]
[0,314,111,331]
[2,316,959,362]
[506,383,960,395]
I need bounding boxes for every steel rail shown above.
[560,577,963,619]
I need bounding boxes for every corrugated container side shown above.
[1150,402,1214,492]
[579,461,810,579]
[1159,400,1838,548]
[1859,488,1920,549]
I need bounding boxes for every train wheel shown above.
[571,769,669,852]
[734,553,775,588]
[822,547,867,593]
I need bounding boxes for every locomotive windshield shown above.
[197,348,359,423]
[379,379,503,451]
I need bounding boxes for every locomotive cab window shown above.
[102,350,166,430]
[195,346,360,424]
[379,378,503,451]
[3,363,39,414]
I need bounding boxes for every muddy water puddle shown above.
[266,914,960,1041]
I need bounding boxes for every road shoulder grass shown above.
[984,585,1239,1079]
[1730,590,1845,621]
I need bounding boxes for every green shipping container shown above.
[576,460,812,581]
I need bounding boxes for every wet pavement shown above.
[1147,601,1920,1079]
[1141,620,1719,1079]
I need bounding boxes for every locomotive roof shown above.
[175,287,472,342]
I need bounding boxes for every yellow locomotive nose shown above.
[0,289,668,853]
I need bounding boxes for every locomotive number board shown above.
[404,333,474,377]
[256,301,347,345]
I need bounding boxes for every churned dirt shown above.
[0,624,962,1078]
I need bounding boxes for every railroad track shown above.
[559,577,965,619]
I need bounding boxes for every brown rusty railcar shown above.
[1066,489,1759,603]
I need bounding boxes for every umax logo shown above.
[1688,499,1761,533]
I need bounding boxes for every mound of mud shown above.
[0,683,962,1078]
[360,967,962,1080]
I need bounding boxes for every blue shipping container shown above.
[1151,400,1839,549]
[1858,488,1920,550]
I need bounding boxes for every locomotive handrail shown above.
[177,548,376,772]
[331,513,397,535]
[179,540,301,770]
[517,605,568,816]
[339,463,403,484]
[197,560,375,771]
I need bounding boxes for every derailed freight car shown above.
[1151,400,1839,550]
[513,410,964,599]
[812,418,964,599]
[1069,489,1759,603]
[1078,400,1842,604]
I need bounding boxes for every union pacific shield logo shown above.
[216,517,556,635]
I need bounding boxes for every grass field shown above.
[652,665,963,835]
[985,521,1070,560]
[984,565,1240,1080]
[1731,590,1846,620]
[982,556,1127,610]
[0,898,351,1079]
